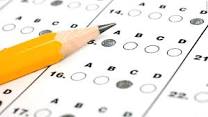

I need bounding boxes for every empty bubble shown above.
[2,23,16,31]
[148,12,162,20]
[101,39,116,47]
[71,72,86,81]
[123,42,138,50]
[128,9,142,17]
[169,15,183,23]
[86,4,99,11]
[93,76,109,85]
[140,84,157,93]
[34,108,52,117]
[167,48,182,57]
[67,1,81,9]
[20,26,34,34]
[32,0,46,4]
[190,18,204,25]
[50,0,63,6]
[116,80,133,89]
[144,45,160,53]
[194,92,208,103]
[39,29,52,35]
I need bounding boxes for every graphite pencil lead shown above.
[98,23,116,34]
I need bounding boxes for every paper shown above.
[0,0,208,117]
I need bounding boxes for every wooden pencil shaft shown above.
[0,23,116,84]
[56,26,100,57]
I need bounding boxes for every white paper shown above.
[0,0,208,117]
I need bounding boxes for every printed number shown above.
[13,108,29,116]
[168,91,188,100]
[109,9,123,15]
[194,55,208,61]
[50,71,65,78]
[87,40,96,45]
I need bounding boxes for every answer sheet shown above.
[0,0,208,117]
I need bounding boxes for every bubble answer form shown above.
[0,0,208,117]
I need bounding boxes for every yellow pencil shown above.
[0,23,116,85]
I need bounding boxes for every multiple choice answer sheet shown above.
[0,0,208,117]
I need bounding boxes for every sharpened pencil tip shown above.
[98,23,116,34]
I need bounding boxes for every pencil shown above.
[0,23,116,85]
